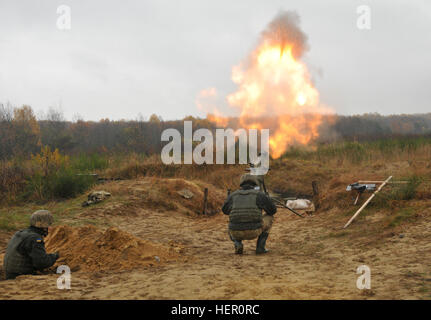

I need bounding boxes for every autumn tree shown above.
[0,103,15,159]
[11,105,41,157]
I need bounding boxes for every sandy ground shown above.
[1,198,430,300]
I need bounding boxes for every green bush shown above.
[364,175,421,210]
[71,153,109,172]
[24,167,95,201]
[51,168,95,198]
[391,176,422,201]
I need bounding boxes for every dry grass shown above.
[104,154,246,192]
[2,136,431,232]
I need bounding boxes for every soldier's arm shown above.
[25,236,58,270]
[221,195,233,215]
[256,192,277,216]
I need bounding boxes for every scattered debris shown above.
[82,191,112,207]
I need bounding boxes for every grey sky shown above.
[0,0,430,121]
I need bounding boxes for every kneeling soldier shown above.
[222,174,277,254]
[3,210,59,280]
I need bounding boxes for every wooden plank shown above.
[312,181,320,210]
[353,192,361,205]
[202,188,208,215]
[344,176,393,229]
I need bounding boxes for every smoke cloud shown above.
[260,10,309,59]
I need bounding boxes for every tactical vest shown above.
[229,189,263,231]
[3,228,38,277]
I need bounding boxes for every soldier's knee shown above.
[262,214,274,232]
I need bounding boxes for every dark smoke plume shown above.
[260,10,309,59]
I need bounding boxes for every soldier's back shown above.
[3,228,38,279]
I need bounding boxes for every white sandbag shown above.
[286,199,312,210]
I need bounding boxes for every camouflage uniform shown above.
[82,191,111,207]
[228,214,274,241]
[222,175,277,254]
[3,210,59,280]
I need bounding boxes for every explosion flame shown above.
[198,11,332,158]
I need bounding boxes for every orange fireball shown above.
[199,11,332,158]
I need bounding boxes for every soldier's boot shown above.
[234,240,243,254]
[256,232,269,254]
[229,231,243,254]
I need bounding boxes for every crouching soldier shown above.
[222,174,277,254]
[3,210,59,280]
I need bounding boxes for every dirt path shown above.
[1,203,430,299]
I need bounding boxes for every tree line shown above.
[1,103,431,160]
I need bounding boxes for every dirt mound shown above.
[155,178,225,215]
[45,225,182,272]
[93,178,226,217]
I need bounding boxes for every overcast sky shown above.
[0,0,430,121]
